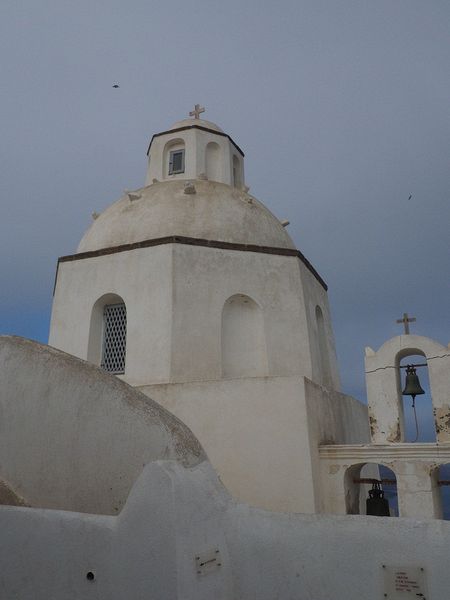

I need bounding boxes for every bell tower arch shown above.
[365,335,450,443]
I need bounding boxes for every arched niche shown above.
[221,294,268,378]
[232,154,242,188]
[87,293,127,374]
[344,463,398,516]
[315,305,332,388]
[163,138,185,177]
[205,141,221,182]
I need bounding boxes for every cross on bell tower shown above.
[189,104,205,119]
[396,312,416,334]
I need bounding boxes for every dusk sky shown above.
[1,1,449,434]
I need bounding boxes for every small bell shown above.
[366,481,390,517]
[402,365,425,400]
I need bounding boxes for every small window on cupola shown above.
[168,149,185,175]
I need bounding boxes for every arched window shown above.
[163,138,185,176]
[315,305,332,388]
[221,294,267,378]
[205,141,221,182]
[88,294,127,375]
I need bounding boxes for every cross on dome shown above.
[396,312,416,334]
[189,104,205,119]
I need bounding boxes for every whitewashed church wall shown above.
[2,459,450,600]
[229,496,450,600]
[170,245,312,383]
[303,378,370,512]
[297,261,341,391]
[49,246,173,385]
[138,376,318,514]
[50,245,325,388]
[304,379,370,446]
[0,336,204,514]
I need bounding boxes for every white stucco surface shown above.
[0,336,204,514]
[49,103,350,518]
[49,232,350,515]
[139,376,369,514]
[77,180,294,253]
[5,111,450,598]
[50,245,174,383]
[51,244,336,389]
[2,458,450,600]
[49,112,366,520]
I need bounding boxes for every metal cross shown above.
[189,104,205,119]
[396,312,416,334]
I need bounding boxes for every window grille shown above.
[101,303,127,374]
[169,149,185,174]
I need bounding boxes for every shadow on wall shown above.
[436,465,450,520]
[315,305,332,388]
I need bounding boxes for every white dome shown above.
[77,180,295,253]
[169,117,224,133]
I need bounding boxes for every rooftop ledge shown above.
[319,443,450,461]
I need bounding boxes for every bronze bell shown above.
[402,365,425,400]
[366,481,390,517]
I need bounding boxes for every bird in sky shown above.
[112,84,120,88]
[408,194,412,200]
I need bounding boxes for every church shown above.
[1,108,449,599]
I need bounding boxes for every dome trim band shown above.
[55,235,327,293]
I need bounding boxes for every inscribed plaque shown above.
[383,566,427,599]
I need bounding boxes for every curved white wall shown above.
[1,459,450,600]
[0,336,204,514]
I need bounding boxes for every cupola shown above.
[145,105,245,188]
